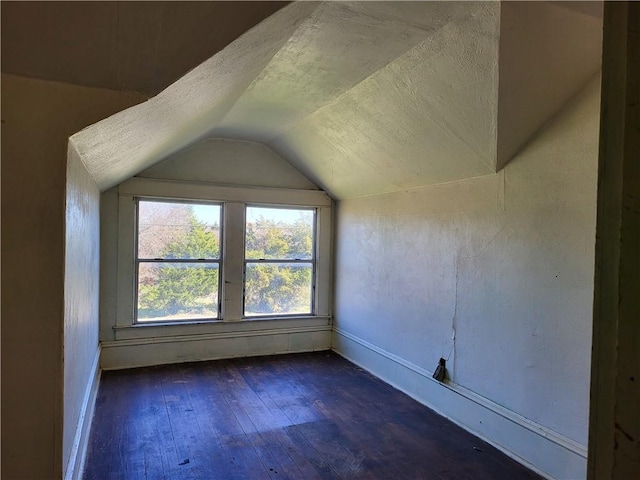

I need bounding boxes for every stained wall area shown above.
[333,76,600,479]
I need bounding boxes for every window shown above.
[244,206,315,317]
[136,199,222,322]
[113,178,331,333]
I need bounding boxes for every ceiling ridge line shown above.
[68,3,324,191]
[216,1,325,129]
[154,1,321,106]
[268,9,476,146]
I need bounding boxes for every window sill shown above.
[112,315,331,342]
[117,318,223,329]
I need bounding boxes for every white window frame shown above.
[243,204,317,318]
[113,178,332,337]
[134,197,224,323]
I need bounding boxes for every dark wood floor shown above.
[83,351,540,480]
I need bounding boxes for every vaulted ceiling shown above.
[2,1,603,199]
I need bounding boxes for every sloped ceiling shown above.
[65,1,602,198]
[1,1,289,96]
[497,1,603,170]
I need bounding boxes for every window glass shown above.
[244,263,313,316]
[244,206,315,317]
[138,263,220,321]
[245,207,314,260]
[136,200,221,322]
[138,201,220,259]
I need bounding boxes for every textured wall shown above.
[137,137,317,189]
[334,75,600,463]
[0,74,145,479]
[63,146,101,475]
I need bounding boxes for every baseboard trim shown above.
[64,346,101,480]
[332,328,587,480]
[101,324,332,370]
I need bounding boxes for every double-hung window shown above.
[113,178,331,333]
[244,206,315,317]
[136,199,222,322]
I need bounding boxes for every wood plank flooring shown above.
[83,351,541,480]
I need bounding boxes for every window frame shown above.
[243,204,318,318]
[134,197,224,324]
[113,178,332,337]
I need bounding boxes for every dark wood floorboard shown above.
[83,351,541,480]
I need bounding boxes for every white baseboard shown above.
[64,346,101,480]
[332,328,587,480]
[101,324,331,370]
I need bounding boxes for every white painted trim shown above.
[315,203,333,317]
[115,193,135,328]
[332,328,588,480]
[102,324,331,370]
[119,177,332,207]
[113,316,331,341]
[105,324,330,348]
[222,202,246,321]
[64,346,101,480]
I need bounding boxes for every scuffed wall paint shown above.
[334,74,600,465]
[63,145,101,476]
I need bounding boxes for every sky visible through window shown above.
[192,204,312,224]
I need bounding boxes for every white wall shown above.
[333,76,600,479]
[137,137,318,190]
[63,145,101,479]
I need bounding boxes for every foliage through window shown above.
[129,189,326,326]
[244,206,315,316]
[136,200,221,322]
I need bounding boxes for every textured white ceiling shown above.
[70,1,602,199]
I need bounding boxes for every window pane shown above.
[245,207,314,260]
[138,200,220,259]
[244,263,312,316]
[137,262,219,322]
